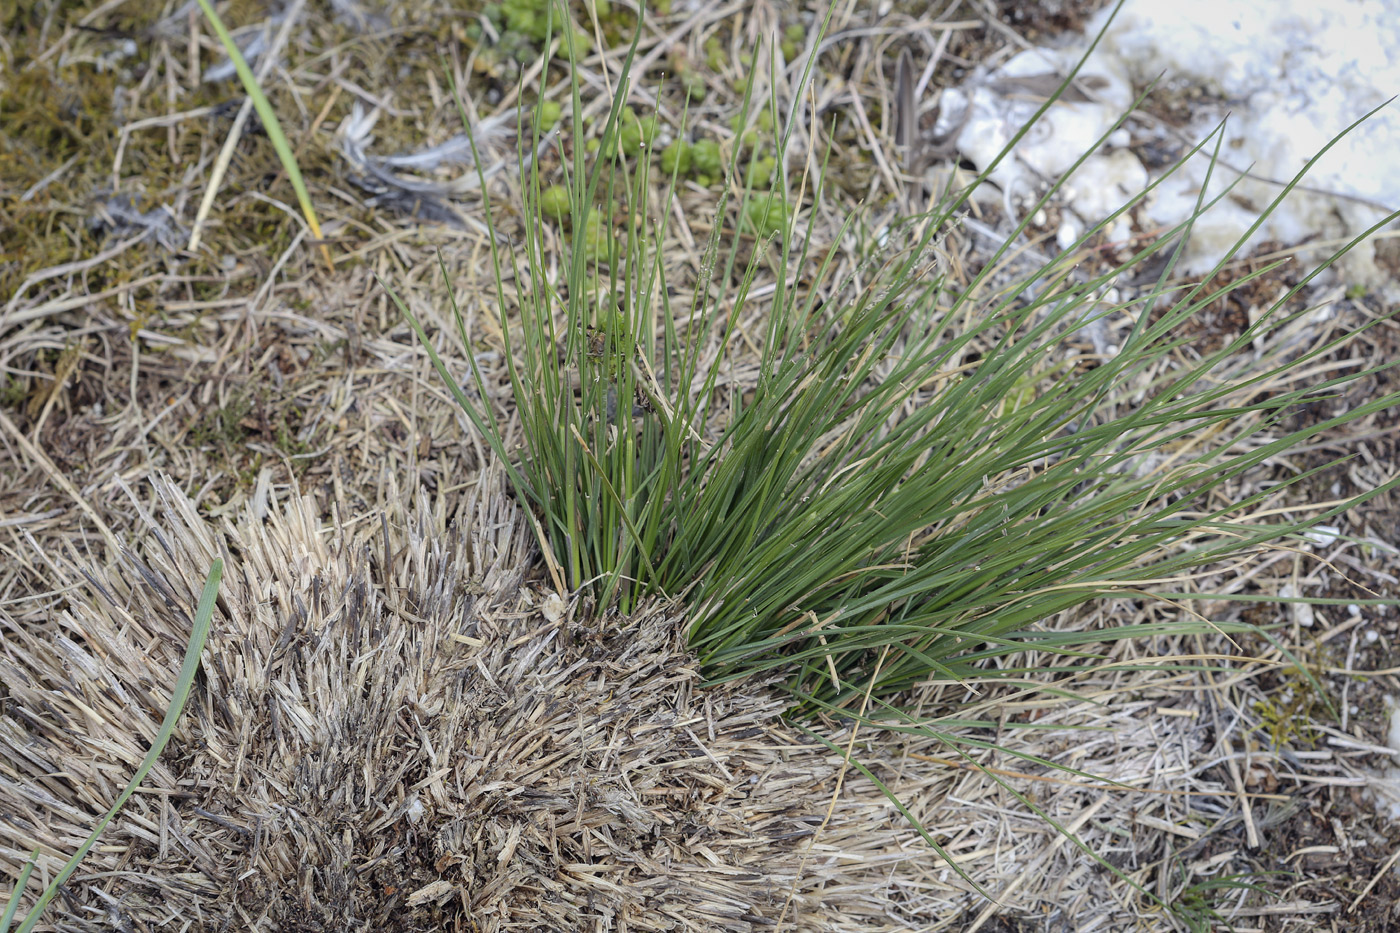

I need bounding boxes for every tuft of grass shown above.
[391,3,1398,912]
[395,16,1400,718]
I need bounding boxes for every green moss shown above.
[744,155,775,189]
[1251,674,1324,750]
[742,195,791,238]
[781,22,806,61]
[680,70,707,102]
[575,211,611,261]
[690,139,722,178]
[704,36,724,72]
[273,408,314,461]
[188,386,256,456]
[540,184,572,220]
[0,374,28,409]
[536,98,564,132]
[659,140,691,176]
[618,107,659,157]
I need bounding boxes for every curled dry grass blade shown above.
[2,561,222,933]
[393,22,1399,714]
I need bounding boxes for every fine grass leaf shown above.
[3,561,223,933]
[193,0,332,270]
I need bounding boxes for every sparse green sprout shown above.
[539,184,571,220]
[689,139,722,182]
[660,140,691,175]
[741,194,791,238]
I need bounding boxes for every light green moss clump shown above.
[690,139,721,184]
[780,22,806,61]
[659,140,691,175]
[576,211,610,260]
[536,99,563,132]
[742,195,791,238]
[539,184,571,220]
[618,107,660,156]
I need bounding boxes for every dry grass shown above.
[3,470,1372,932]
[2,0,1399,930]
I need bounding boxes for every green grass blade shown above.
[6,560,222,933]
[0,852,37,933]
[193,0,329,267]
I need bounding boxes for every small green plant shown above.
[1167,859,1281,932]
[539,183,572,219]
[536,98,564,132]
[780,23,806,61]
[1251,669,1324,749]
[482,0,592,62]
[690,138,722,182]
[187,386,256,456]
[741,193,792,237]
[0,375,27,409]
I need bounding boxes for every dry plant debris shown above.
[5,471,1373,932]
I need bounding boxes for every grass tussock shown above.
[395,26,1400,716]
